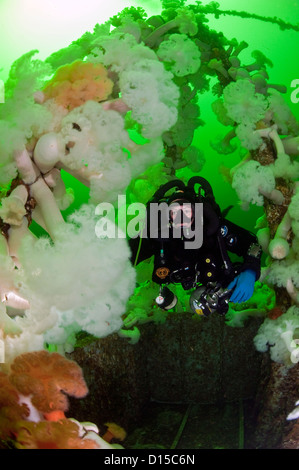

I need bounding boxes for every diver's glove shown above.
[227,269,256,303]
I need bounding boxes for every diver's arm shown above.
[220,219,262,280]
[220,219,262,303]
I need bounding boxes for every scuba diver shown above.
[129,177,262,317]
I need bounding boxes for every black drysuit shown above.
[129,207,261,291]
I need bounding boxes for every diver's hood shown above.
[147,177,222,240]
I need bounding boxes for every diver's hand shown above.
[227,269,256,303]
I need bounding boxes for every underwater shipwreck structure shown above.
[0,0,298,449]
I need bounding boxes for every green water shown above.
[75,0,296,234]
[2,0,298,232]
[0,0,297,244]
